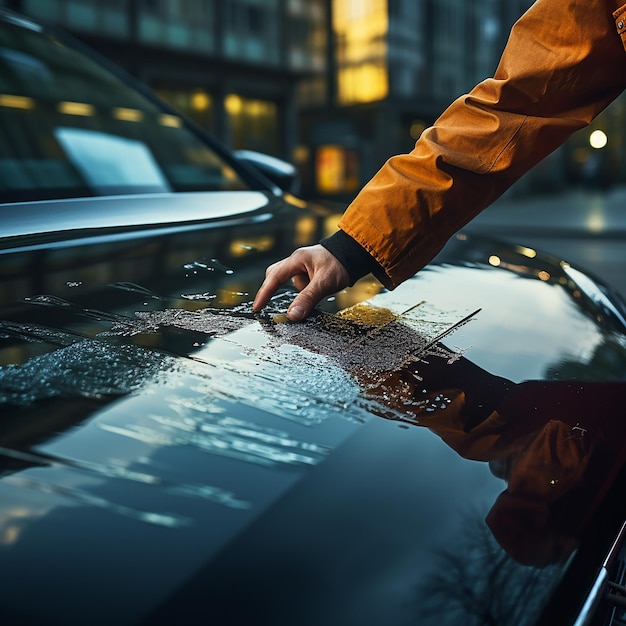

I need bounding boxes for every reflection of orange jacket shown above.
[337,0,626,289]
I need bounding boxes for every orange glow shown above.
[316,145,359,194]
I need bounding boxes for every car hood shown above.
[1,194,626,626]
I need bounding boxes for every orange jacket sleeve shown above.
[337,0,626,289]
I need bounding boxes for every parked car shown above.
[2,8,626,626]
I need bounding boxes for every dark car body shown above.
[2,8,626,626]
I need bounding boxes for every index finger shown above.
[252,258,302,312]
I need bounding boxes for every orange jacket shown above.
[337,0,626,290]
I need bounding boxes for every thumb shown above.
[286,284,322,321]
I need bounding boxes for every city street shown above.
[465,186,626,298]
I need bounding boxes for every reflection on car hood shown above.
[1,203,626,626]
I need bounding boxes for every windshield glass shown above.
[0,16,250,203]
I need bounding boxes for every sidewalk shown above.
[466,185,626,239]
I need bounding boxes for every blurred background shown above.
[1,0,622,205]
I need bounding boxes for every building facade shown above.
[299,0,538,199]
[300,0,626,200]
[2,0,624,199]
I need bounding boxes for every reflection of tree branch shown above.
[415,515,559,626]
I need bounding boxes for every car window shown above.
[0,17,250,203]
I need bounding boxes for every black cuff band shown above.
[320,229,385,286]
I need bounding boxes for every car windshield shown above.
[0,16,250,203]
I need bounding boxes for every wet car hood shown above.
[1,193,626,626]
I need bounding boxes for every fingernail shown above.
[287,306,305,321]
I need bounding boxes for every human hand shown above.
[252,244,350,321]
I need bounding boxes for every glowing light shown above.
[516,245,537,259]
[537,270,551,281]
[333,0,389,105]
[316,145,345,194]
[589,129,608,149]
[292,145,309,164]
[229,236,274,257]
[294,216,318,245]
[587,213,605,233]
[58,101,95,116]
[410,121,426,140]
[337,62,388,104]
[224,94,243,115]
[191,90,211,112]
[159,114,182,128]
[283,193,308,209]
[113,107,143,122]
[488,255,501,267]
[0,94,35,109]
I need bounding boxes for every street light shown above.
[589,129,608,149]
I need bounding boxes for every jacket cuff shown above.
[320,229,386,286]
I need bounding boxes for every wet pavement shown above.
[465,186,626,298]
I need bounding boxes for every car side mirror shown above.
[234,150,300,195]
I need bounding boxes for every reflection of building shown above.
[2,0,328,162]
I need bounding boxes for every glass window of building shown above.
[286,0,326,72]
[138,0,215,53]
[23,0,130,38]
[223,0,280,65]
[387,0,423,98]
[224,94,278,155]
[296,77,327,110]
[333,0,389,106]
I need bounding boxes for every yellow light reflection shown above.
[222,165,239,182]
[515,245,537,259]
[229,236,275,257]
[224,94,243,116]
[283,193,308,209]
[159,114,182,128]
[113,107,144,122]
[294,215,318,246]
[0,506,45,546]
[324,213,342,237]
[217,287,248,307]
[488,255,501,267]
[191,90,211,112]
[0,94,35,109]
[334,276,383,310]
[58,101,95,116]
